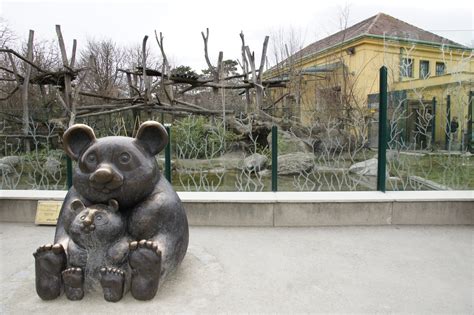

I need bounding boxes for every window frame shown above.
[435,62,446,76]
[401,57,414,78]
[419,60,430,79]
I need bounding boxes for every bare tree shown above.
[0,18,16,49]
[79,38,127,98]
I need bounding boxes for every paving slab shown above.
[0,223,472,314]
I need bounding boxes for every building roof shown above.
[293,13,465,61]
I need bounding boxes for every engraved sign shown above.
[35,200,62,225]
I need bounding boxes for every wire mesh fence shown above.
[1,31,472,192]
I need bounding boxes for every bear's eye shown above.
[96,214,102,221]
[119,152,131,164]
[86,153,97,163]
[80,215,86,220]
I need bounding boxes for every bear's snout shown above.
[89,165,123,193]
[90,167,113,184]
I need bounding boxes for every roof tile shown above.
[294,13,463,60]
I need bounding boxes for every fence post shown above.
[377,66,388,192]
[431,97,436,147]
[164,124,171,183]
[271,125,278,192]
[445,95,451,150]
[66,156,73,189]
[468,91,473,152]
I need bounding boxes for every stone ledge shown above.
[274,202,393,226]
[0,190,472,226]
[1,190,473,202]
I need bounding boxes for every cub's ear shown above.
[108,199,119,212]
[71,199,85,212]
[63,124,96,161]
[134,121,168,156]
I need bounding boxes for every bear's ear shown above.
[134,121,168,156]
[108,199,119,212]
[63,124,96,161]
[71,199,85,212]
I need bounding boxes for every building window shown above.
[401,58,414,78]
[419,60,430,79]
[436,62,445,76]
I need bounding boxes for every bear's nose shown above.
[90,167,113,184]
[81,211,96,231]
[83,216,93,226]
[82,211,95,225]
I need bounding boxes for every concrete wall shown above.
[1,190,472,226]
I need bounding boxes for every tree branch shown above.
[0,86,19,100]
[201,28,215,73]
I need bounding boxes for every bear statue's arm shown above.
[128,177,189,277]
[54,187,88,250]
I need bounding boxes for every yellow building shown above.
[266,13,473,148]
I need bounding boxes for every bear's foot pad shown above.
[100,267,125,302]
[62,267,84,300]
[129,240,161,300]
[33,244,66,300]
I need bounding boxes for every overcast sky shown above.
[1,0,473,72]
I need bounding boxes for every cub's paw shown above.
[62,267,84,301]
[100,267,125,302]
[129,240,161,300]
[33,244,66,300]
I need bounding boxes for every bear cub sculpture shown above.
[64,199,131,302]
[33,121,189,302]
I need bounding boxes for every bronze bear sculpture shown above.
[33,121,189,301]
[64,198,131,302]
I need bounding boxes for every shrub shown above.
[171,116,237,159]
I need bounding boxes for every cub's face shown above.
[69,199,124,247]
[63,122,168,208]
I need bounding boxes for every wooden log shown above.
[214,51,223,95]
[174,99,222,112]
[55,25,69,67]
[201,28,215,74]
[74,99,235,119]
[0,134,60,139]
[6,53,21,85]
[240,32,251,109]
[141,35,151,104]
[55,25,74,125]
[0,48,45,72]
[78,91,136,102]
[75,103,149,118]
[258,36,269,81]
[21,30,34,152]
[70,39,77,68]
[155,31,174,103]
